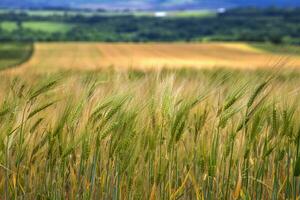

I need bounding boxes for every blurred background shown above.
[0,0,300,43]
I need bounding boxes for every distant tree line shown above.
[0,7,300,44]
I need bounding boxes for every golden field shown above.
[10,42,300,73]
[0,42,299,199]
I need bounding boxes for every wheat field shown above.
[0,67,299,199]
[1,41,300,199]
[11,42,300,73]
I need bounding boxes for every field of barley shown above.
[0,42,299,199]
[11,42,300,73]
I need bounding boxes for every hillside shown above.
[1,8,300,44]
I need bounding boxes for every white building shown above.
[154,12,168,17]
[217,8,226,14]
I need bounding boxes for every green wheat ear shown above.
[247,79,271,108]
[28,79,59,101]
[30,118,44,133]
[27,100,58,119]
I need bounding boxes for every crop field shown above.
[0,67,299,199]
[13,42,300,73]
[0,42,299,199]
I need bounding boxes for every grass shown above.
[0,67,299,199]
[166,10,216,18]
[0,42,34,70]
[0,21,18,32]
[0,21,73,33]
[23,21,74,33]
[252,43,300,56]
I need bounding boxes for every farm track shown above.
[10,42,300,73]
